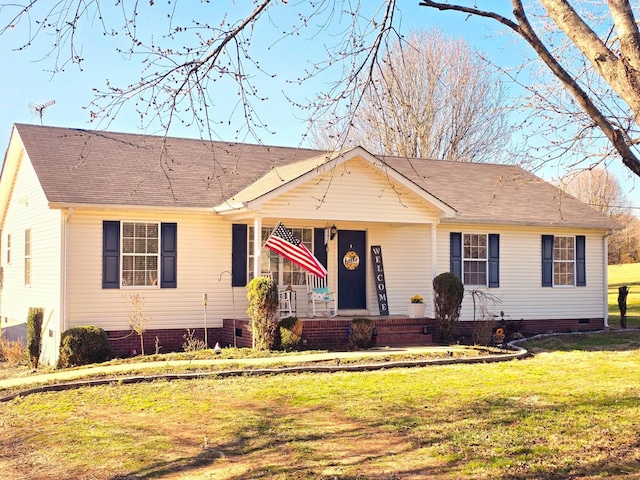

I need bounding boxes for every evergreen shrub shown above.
[57,325,111,368]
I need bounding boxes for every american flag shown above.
[264,222,328,278]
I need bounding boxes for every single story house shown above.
[0,124,613,365]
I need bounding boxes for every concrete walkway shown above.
[0,344,528,402]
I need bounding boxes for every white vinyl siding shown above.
[366,223,431,316]
[438,225,606,322]
[258,158,440,225]
[66,210,236,331]
[0,146,62,365]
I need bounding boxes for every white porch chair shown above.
[305,272,337,317]
[261,272,295,318]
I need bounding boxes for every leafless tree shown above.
[608,212,640,264]
[418,1,640,179]
[560,168,640,264]
[311,29,514,163]
[561,168,629,215]
[2,1,640,180]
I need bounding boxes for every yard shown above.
[0,264,639,479]
[0,330,639,479]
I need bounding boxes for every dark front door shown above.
[338,230,367,310]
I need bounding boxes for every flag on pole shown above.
[264,222,328,278]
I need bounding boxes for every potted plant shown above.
[408,294,426,318]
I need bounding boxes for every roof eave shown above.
[440,217,613,231]
[48,202,218,214]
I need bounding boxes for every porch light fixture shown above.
[330,225,337,241]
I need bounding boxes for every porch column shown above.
[253,216,263,279]
[430,223,438,318]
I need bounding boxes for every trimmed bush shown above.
[349,317,374,350]
[27,307,44,369]
[278,316,303,351]
[246,276,279,350]
[433,272,464,344]
[57,326,111,368]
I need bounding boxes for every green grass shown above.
[608,262,640,328]
[1,331,640,479]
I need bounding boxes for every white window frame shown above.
[553,235,575,287]
[6,234,10,265]
[248,226,314,286]
[24,229,31,287]
[120,221,160,288]
[463,233,487,286]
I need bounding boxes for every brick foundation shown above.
[104,316,605,357]
[107,327,224,358]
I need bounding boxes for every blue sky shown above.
[0,1,638,211]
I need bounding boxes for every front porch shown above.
[219,316,437,350]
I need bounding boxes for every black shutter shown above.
[314,228,328,269]
[450,232,462,280]
[576,235,586,286]
[232,224,248,287]
[542,235,554,287]
[160,223,177,288]
[488,234,500,288]
[102,221,120,289]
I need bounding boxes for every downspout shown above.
[603,234,609,328]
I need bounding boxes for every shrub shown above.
[27,307,44,369]
[124,293,149,355]
[57,326,111,368]
[0,337,26,366]
[182,329,207,352]
[349,317,374,350]
[433,272,464,344]
[469,289,499,346]
[246,276,279,350]
[278,316,303,351]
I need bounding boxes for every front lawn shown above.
[1,330,639,479]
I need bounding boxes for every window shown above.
[450,232,499,288]
[542,235,586,287]
[248,226,313,286]
[102,221,177,289]
[24,229,31,286]
[121,222,159,287]
[463,233,487,285]
[553,236,574,286]
[6,234,10,264]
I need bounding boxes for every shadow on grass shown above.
[109,448,222,479]
[102,390,640,480]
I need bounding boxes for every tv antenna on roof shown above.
[29,100,56,124]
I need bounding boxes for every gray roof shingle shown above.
[13,123,612,229]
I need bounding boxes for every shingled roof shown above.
[11,123,612,229]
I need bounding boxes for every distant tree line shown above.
[562,168,640,265]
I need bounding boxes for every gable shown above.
[0,128,50,230]
[257,156,441,223]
